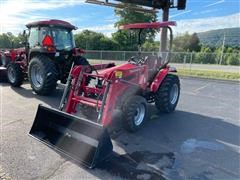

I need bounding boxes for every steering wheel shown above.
[85,65,98,76]
[129,56,146,65]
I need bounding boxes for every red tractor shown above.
[29,21,180,168]
[0,20,91,95]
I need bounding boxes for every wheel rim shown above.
[8,66,16,83]
[170,83,179,105]
[31,64,44,88]
[134,103,146,126]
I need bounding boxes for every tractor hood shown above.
[98,62,137,77]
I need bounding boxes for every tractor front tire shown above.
[28,55,58,95]
[7,63,24,87]
[122,95,148,132]
[155,74,180,113]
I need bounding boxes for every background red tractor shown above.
[29,21,181,168]
[0,20,90,95]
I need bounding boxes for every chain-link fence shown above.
[84,50,240,72]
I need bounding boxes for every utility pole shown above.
[160,6,169,52]
[219,33,225,65]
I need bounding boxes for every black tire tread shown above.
[1,55,10,67]
[7,63,24,87]
[155,74,180,113]
[122,95,148,132]
[28,55,58,95]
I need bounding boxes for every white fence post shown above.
[183,54,187,69]
[190,52,193,72]
[100,51,103,60]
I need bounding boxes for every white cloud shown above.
[169,10,192,18]
[103,15,118,23]
[154,13,240,40]
[0,0,84,34]
[204,0,225,8]
[192,9,219,16]
[76,24,116,37]
[172,13,240,34]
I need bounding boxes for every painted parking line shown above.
[193,83,210,93]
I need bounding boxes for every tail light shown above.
[42,35,55,52]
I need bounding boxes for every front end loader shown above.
[29,21,180,168]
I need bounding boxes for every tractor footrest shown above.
[73,96,102,108]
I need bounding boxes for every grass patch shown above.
[177,69,240,81]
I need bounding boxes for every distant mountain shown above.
[197,28,240,47]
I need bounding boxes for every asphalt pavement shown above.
[0,77,239,180]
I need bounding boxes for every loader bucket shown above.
[29,104,113,168]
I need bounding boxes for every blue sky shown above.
[0,0,239,36]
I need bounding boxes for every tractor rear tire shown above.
[155,74,180,113]
[7,63,24,87]
[28,55,58,95]
[0,55,10,67]
[122,95,148,132]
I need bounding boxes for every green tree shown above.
[74,30,117,50]
[10,33,27,48]
[0,33,14,48]
[227,53,240,65]
[112,5,157,51]
[195,46,216,64]
[226,48,240,65]
[173,32,200,52]
[0,32,27,48]
[142,41,160,51]
[189,33,200,52]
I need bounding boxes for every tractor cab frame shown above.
[2,19,90,95]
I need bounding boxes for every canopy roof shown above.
[26,19,77,30]
[120,21,176,29]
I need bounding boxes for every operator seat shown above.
[144,55,163,81]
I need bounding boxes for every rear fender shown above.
[12,61,28,73]
[13,52,28,73]
[150,67,177,92]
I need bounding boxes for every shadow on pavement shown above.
[95,107,239,179]
[4,82,65,108]
[47,106,239,179]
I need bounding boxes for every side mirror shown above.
[22,30,29,47]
